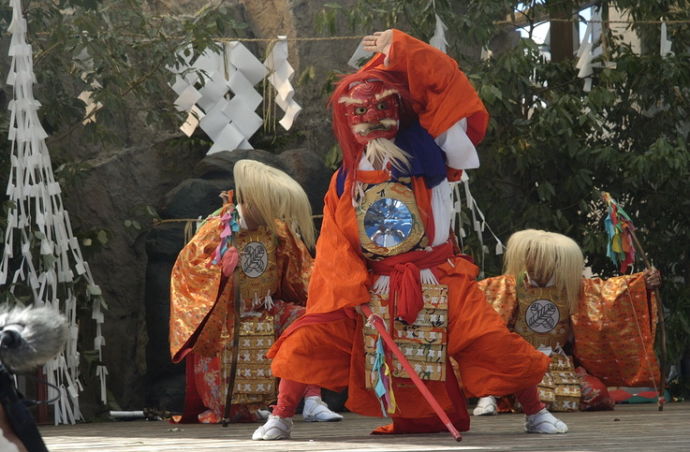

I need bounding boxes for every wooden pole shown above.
[221,272,242,426]
[628,229,667,411]
[549,3,576,62]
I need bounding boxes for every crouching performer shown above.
[253,30,566,441]
[475,229,660,415]
[169,159,342,424]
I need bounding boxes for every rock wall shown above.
[61,137,207,414]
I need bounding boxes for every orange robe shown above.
[269,173,550,429]
[478,274,660,388]
[169,213,313,422]
[170,217,312,361]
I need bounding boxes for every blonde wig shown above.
[504,229,584,312]
[233,159,315,249]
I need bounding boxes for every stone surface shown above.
[160,178,229,220]
[41,402,690,452]
[61,139,207,415]
[278,148,332,215]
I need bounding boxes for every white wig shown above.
[233,159,315,249]
[504,229,584,312]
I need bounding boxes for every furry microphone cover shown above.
[0,305,68,373]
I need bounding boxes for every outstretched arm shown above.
[359,29,489,144]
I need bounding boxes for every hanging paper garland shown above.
[347,40,373,69]
[169,41,269,153]
[426,19,505,276]
[576,16,595,92]
[450,172,505,279]
[1,0,107,424]
[264,36,302,131]
[75,49,103,125]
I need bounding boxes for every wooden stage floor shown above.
[40,401,690,451]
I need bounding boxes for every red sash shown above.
[369,241,453,323]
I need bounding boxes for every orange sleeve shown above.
[305,172,371,314]
[361,29,489,144]
[169,217,223,361]
[573,273,660,386]
[274,219,314,305]
[477,274,518,328]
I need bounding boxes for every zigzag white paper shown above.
[264,36,301,131]
[170,41,268,153]
[2,0,108,424]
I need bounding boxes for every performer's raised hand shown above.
[355,303,377,326]
[643,267,661,290]
[362,30,393,63]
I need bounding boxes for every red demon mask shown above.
[340,80,400,145]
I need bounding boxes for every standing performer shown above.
[252,29,567,441]
[474,229,661,415]
[169,159,342,424]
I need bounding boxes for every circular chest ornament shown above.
[357,181,424,258]
[364,198,413,247]
[240,241,268,278]
[525,299,560,334]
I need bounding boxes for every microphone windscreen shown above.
[0,305,68,373]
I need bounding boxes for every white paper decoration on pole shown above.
[264,36,302,131]
[429,14,448,54]
[2,0,107,424]
[576,17,595,92]
[660,19,674,58]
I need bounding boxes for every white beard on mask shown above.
[359,137,410,172]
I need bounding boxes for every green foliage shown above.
[470,7,690,384]
[0,0,244,176]
[0,0,243,281]
[324,143,343,170]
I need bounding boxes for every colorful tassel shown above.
[601,192,636,273]
[211,203,241,269]
[372,335,397,416]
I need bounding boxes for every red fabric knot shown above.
[391,262,423,324]
[370,241,454,324]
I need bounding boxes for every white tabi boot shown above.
[525,408,568,434]
[252,415,293,440]
[302,396,344,422]
[473,395,498,416]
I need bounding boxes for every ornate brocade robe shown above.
[169,211,312,422]
[479,274,660,391]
